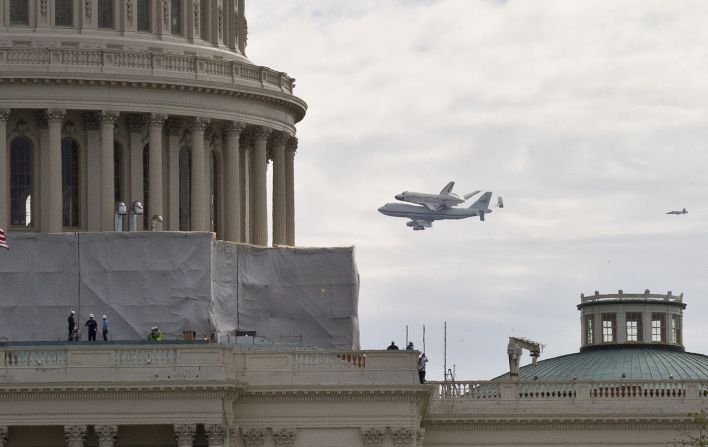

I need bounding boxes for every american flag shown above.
[0,228,8,250]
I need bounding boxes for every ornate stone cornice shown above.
[205,424,227,445]
[241,428,265,447]
[95,425,118,447]
[361,428,385,446]
[422,418,699,432]
[101,110,120,125]
[272,428,295,446]
[391,428,415,445]
[148,113,168,129]
[174,424,196,446]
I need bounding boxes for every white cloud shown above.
[249,0,708,379]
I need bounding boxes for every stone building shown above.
[0,0,305,246]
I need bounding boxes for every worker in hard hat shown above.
[85,314,98,341]
[148,326,163,342]
[67,310,77,341]
[101,315,109,341]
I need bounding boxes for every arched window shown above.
[61,138,80,227]
[210,151,219,236]
[143,144,150,228]
[179,146,191,230]
[114,142,124,203]
[10,137,33,227]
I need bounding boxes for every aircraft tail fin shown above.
[440,181,455,195]
[468,192,493,210]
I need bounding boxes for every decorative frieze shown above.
[95,425,118,447]
[64,425,87,447]
[391,428,414,445]
[241,428,265,447]
[272,428,295,446]
[361,428,385,446]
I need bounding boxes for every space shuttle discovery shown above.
[394,181,480,211]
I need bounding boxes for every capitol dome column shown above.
[224,121,245,242]
[250,126,271,246]
[0,110,9,230]
[285,137,297,246]
[45,109,66,233]
[148,114,167,229]
[270,132,287,246]
[100,111,119,231]
[240,136,251,243]
[190,118,210,232]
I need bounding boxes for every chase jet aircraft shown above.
[379,192,503,231]
[666,208,688,215]
[394,181,480,211]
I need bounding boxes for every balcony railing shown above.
[0,47,295,94]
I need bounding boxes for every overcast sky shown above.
[248,0,708,380]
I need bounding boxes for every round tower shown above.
[0,0,305,246]
[577,290,686,352]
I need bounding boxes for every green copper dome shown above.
[495,347,708,381]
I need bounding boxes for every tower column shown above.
[190,118,210,232]
[285,137,297,246]
[0,110,9,231]
[166,118,182,231]
[270,132,287,246]
[224,121,245,242]
[249,126,271,246]
[240,138,251,243]
[100,111,119,231]
[148,114,167,229]
[45,109,66,233]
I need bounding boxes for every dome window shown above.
[55,0,74,27]
[9,0,29,25]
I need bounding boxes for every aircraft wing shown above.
[440,181,455,195]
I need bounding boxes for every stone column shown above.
[239,137,251,243]
[46,109,66,233]
[0,110,9,231]
[148,114,167,229]
[0,425,8,447]
[223,121,245,242]
[100,111,119,231]
[270,133,287,246]
[190,118,210,232]
[174,424,196,447]
[285,137,297,246]
[127,114,145,230]
[64,425,87,447]
[166,118,182,231]
[249,127,270,246]
[95,425,118,447]
[83,112,101,231]
[205,424,227,447]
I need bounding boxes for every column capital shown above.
[248,126,272,142]
[224,121,247,137]
[205,424,227,446]
[95,425,118,446]
[190,117,211,133]
[127,114,145,133]
[269,131,290,147]
[391,428,415,445]
[83,112,101,131]
[46,109,67,125]
[165,117,183,136]
[0,426,8,447]
[100,110,120,125]
[64,425,87,444]
[0,110,9,124]
[149,113,168,128]
[272,428,296,446]
[416,428,425,447]
[174,424,197,446]
[286,136,298,153]
[361,428,385,446]
[241,428,265,447]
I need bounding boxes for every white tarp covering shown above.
[0,232,359,349]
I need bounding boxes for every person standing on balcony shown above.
[101,315,109,341]
[406,342,415,350]
[418,353,428,384]
[387,341,399,350]
[85,314,98,341]
[67,310,77,341]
